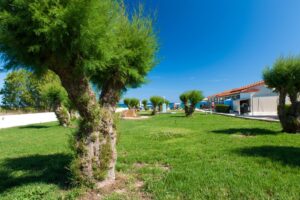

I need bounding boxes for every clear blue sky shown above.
[121,0,300,102]
[1,0,300,103]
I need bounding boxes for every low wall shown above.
[0,112,57,129]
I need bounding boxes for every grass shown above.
[0,113,300,199]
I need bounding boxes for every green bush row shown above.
[215,104,230,113]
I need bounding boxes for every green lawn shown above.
[0,113,299,199]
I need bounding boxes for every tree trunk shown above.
[54,103,70,127]
[152,105,157,115]
[277,89,290,132]
[289,92,300,133]
[278,89,299,133]
[183,103,189,116]
[52,68,114,186]
[98,86,120,187]
[187,104,195,117]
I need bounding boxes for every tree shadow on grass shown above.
[19,124,52,129]
[0,154,73,194]
[212,128,280,136]
[170,115,186,118]
[235,146,300,167]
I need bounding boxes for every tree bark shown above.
[52,68,114,186]
[152,105,157,115]
[187,104,196,117]
[277,89,290,132]
[98,86,120,186]
[54,103,70,127]
[289,92,300,133]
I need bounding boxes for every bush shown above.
[215,104,230,113]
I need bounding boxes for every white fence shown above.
[0,112,57,129]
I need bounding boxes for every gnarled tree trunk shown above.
[54,103,70,127]
[52,68,115,186]
[98,85,120,187]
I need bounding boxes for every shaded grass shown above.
[0,122,79,200]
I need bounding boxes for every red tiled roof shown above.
[208,81,265,98]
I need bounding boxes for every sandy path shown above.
[0,112,57,129]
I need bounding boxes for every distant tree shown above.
[263,56,300,133]
[124,98,132,109]
[0,70,28,110]
[0,69,63,112]
[180,90,204,117]
[124,98,140,109]
[150,96,164,115]
[129,98,140,109]
[142,99,148,110]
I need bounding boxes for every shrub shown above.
[179,90,204,116]
[150,96,164,115]
[215,104,230,113]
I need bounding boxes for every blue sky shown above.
[121,0,300,102]
[1,0,300,102]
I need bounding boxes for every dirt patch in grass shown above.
[133,162,171,172]
[122,116,150,120]
[79,173,151,200]
[148,127,191,140]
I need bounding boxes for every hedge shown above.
[215,104,230,113]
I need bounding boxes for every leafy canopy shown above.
[124,98,140,109]
[150,96,164,107]
[0,69,66,110]
[0,0,119,75]
[91,5,158,100]
[263,56,300,94]
[180,90,204,105]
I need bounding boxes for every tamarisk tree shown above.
[180,90,204,117]
[0,0,158,186]
[150,96,164,115]
[91,6,158,182]
[124,98,140,109]
[263,56,300,133]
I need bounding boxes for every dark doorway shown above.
[240,99,250,114]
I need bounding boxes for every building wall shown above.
[251,96,278,115]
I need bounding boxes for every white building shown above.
[208,81,279,116]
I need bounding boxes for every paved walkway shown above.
[0,112,57,129]
[200,110,279,122]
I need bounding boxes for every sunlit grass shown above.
[0,113,299,199]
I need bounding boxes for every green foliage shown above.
[91,6,159,104]
[179,90,204,116]
[0,69,67,111]
[215,104,230,113]
[40,80,69,110]
[150,96,164,115]
[263,56,300,133]
[129,98,140,109]
[124,98,140,109]
[0,0,119,74]
[124,98,131,108]
[263,56,300,94]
